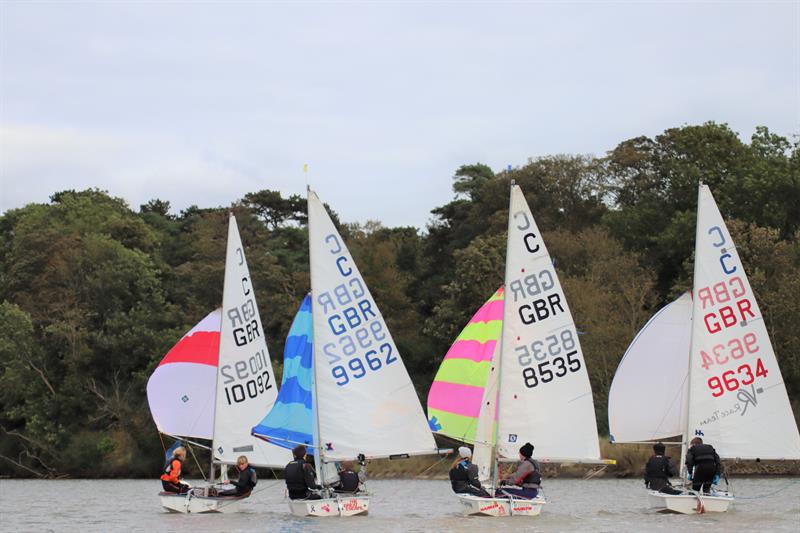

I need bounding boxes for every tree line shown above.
[1,122,798,477]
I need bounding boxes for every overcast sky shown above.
[1,1,797,228]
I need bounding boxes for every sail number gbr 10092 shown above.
[516,328,582,388]
[220,348,273,404]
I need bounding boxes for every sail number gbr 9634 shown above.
[318,234,397,386]
[696,224,770,399]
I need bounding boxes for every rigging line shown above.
[416,452,451,478]
[187,443,207,482]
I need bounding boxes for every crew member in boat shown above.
[644,442,680,494]
[160,446,190,494]
[333,454,367,494]
[496,442,541,499]
[449,446,491,498]
[285,444,322,500]
[217,455,257,497]
[685,437,721,493]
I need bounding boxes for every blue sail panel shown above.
[252,294,315,451]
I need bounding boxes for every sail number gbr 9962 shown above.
[318,234,398,386]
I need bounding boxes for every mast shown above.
[680,184,703,479]
[307,186,324,486]
[491,179,515,489]
[208,212,235,482]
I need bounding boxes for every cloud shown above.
[0,124,257,214]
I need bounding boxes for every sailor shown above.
[685,437,721,493]
[496,442,541,499]
[160,446,190,494]
[285,444,322,500]
[644,442,680,494]
[333,454,367,494]
[218,455,257,496]
[448,446,491,498]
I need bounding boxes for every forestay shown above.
[497,184,600,461]
[213,215,288,467]
[307,189,438,461]
[608,293,691,443]
[147,309,221,440]
[252,294,315,452]
[686,185,800,459]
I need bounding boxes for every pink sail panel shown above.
[147,309,222,440]
[427,288,504,442]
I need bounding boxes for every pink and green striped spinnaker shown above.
[426,287,503,443]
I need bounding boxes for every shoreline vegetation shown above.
[364,441,800,480]
[2,122,799,480]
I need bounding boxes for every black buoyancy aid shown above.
[338,470,360,492]
[691,444,717,463]
[521,458,542,487]
[285,459,308,493]
[449,461,470,492]
[241,466,257,489]
[645,456,670,479]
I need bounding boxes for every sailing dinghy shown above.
[147,214,290,513]
[262,188,444,517]
[432,182,612,517]
[608,184,800,514]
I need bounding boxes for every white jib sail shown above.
[686,184,800,460]
[473,338,499,482]
[497,184,601,462]
[307,189,438,461]
[213,215,289,467]
[607,293,691,444]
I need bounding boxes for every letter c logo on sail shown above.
[514,211,531,231]
[708,226,725,247]
[326,234,342,254]
[336,256,352,277]
[241,276,251,295]
[719,253,737,275]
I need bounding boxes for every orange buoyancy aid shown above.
[160,457,183,484]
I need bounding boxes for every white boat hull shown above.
[288,495,370,517]
[457,494,545,516]
[647,490,733,514]
[159,491,246,513]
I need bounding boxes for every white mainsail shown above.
[686,185,800,460]
[497,184,601,462]
[307,189,438,461]
[608,293,691,444]
[213,214,289,467]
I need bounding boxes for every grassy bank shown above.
[363,440,800,480]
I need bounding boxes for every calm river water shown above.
[1,478,798,532]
